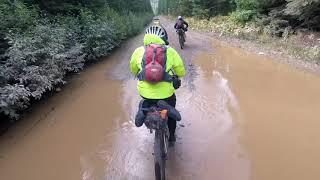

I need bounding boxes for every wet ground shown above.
[1,18,320,180]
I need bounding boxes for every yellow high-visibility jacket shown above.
[130,34,186,99]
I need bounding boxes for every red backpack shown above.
[137,44,172,83]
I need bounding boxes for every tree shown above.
[285,0,320,29]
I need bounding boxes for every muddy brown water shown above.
[1,18,320,180]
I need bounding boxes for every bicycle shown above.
[143,106,170,180]
[177,29,185,49]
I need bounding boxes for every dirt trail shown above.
[1,17,320,180]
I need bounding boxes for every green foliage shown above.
[285,0,320,29]
[0,84,31,119]
[159,0,234,17]
[231,10,256,24]
[78,10,118,60]
[255,0,286,12]
[162,0,320,30]
[188,15,320,64]
[0,1,38,34]
[285,0,319,17]
[3,20,84,113]
[191,2,210,19]
[0,0,153,119]
[234,0,256,10]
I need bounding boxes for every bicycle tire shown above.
[155,162,161,180]
[179,34,184,49]
[154,130,166,180]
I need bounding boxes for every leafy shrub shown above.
[101,7,128,40]
[192,4,210,19]
[230,10,256,24]
[0,1,38,34]
[0,84,31,119]
[163,0,319,30]
[0,2,153,119]
[187,15,320,65]
[79,10,119,60]
[4,20,84,100]
[234,0,256,10]
[306,45,320,63]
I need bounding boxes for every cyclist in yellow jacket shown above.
[130,24,186,142]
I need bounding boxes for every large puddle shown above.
[1,22,320,180]
[212,41,320,180]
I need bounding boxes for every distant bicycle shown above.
[177,29,185,49]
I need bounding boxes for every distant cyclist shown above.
[174,16,189,41]
[153,16,161,26]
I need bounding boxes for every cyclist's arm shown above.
[168,47,186,77]
[174,23,178,29]
[184,21,189,28]
[130,47,144,76]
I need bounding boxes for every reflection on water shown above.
[213,41,320,180]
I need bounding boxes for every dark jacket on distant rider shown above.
[174,19,189,31]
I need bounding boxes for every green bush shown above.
[79,10,119,60]
[4,20,85,100]
[0,1,38,34]
[0,84,31,119]
[101,8,128,40]
[234,0,256,10]
[230,10,256,24]
[0,1,153,119]
[162,0,319,30]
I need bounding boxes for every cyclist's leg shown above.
[163,94,177,142]
[135,99,146,127]
[167,118,176,141]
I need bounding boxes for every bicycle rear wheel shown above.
[154,130,166,180]
[179,34,184,49]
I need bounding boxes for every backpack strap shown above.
[137,46,147,81]
[162,46,173,82]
